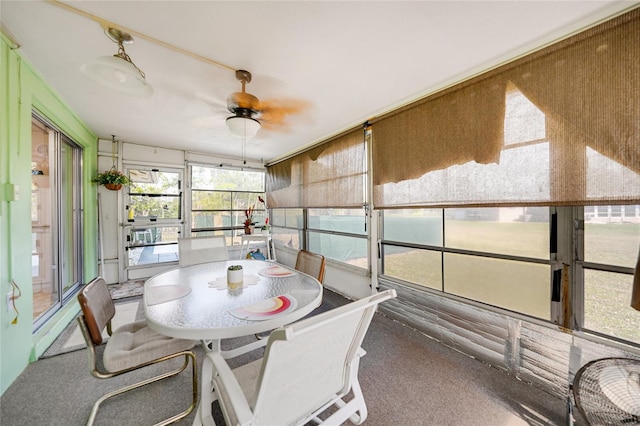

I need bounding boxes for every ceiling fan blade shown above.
[258,98,311,126]
[227,91,261,112]
[222,69,311,134]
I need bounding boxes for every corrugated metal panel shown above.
[378,279,640,399]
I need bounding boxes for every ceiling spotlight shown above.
[82,28,153,97]
[226,114,261,138]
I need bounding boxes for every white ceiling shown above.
[2,1,637,163]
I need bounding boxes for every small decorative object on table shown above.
[227,265,243,291]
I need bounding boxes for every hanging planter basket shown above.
[92,167,131,190]
[105,183,123,191]
[92,136,130,191]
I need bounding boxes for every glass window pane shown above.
[584,269,640,344]
[272,208,303,228]
[32,114,84,328]
[308,232,367,267]
[59,138,81,294]
[129,194,180,220]
[191,211,231,229]
[128,226,180,246]
[129,169,180,194]
[584,205,640,268]
[271,226,301,250]
[192,166,264,191]
[383,209,443,246]
[445,207,549,259]
[308,208,366,235]
[234,192,264,210]
[192,191,230,210]
[444,253,550,320]
[382,246,441,290]
[127,225,180,266]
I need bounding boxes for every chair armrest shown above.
[207,352,255,426]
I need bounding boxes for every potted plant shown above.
[261,218,270,235]
[92,167,131,191]
[227,265,243,291]
[244,205,255,235]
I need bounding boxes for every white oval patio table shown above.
[144,259,323,425]
[143,259,323,355]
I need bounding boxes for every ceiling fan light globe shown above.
[226,116,261,138]
[82,55,153,97]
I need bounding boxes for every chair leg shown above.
[566,389,575,426]
[87,351,198,426]
[345,378,368,425]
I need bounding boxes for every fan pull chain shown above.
[242,136,247,165]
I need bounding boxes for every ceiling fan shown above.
[225,69,308,138]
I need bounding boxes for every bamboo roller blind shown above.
[266,9,640,210]
[371,8,640,208]
[266,129,365,208]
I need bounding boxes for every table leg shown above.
[193,350,217,426]
[201,339,221,353]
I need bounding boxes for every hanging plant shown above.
[92,167,131,190]
[92,135,131,191]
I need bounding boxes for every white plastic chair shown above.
[195,289,397,426]
[178,235,228,267]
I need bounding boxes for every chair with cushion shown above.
[77,277,198,425]
[178,235,228,267]
[295,249,326,284]
[195,289,397,426]
[255,249,325,342]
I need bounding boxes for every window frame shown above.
[187,164,266,247]
[31,111,85,331]
[123,165,184,269]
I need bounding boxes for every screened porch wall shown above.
[378,279,639,399]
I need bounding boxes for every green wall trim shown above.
[32,300,80,360]
[1,34,98,395]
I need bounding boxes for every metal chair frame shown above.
[77,277,198,425]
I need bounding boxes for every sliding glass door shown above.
[32,113,83,330]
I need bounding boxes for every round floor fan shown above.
[573,357,640,425]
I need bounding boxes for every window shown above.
[582,204,640,343]
[124,167,183,268]
[32,113,84,329]
[190,165,265,246]
[270,208,368,269]
[308,208,367,267]
[382,207,551,319]
[126,225,181,266]
[271,208,303,250]
[127,168,182,221]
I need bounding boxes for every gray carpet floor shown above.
[1,290,575,425]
